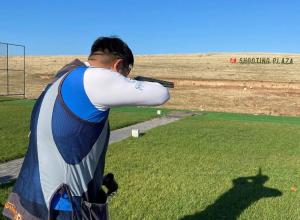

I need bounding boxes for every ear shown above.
[112,59,124,73]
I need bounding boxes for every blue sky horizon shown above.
[1,0,300,55]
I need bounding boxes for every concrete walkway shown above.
[0,111,196,184]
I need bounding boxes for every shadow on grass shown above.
[139,132,146,137]
[180,168,282,220]
[0,176,15,185]
[0,98,18,103]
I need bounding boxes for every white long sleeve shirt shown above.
[61,64,170,122]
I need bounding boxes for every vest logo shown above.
[4,202,22,220]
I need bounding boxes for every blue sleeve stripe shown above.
[61,67,108,123]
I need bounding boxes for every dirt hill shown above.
[3,53,300,116]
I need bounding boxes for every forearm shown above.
[83,68,170,109]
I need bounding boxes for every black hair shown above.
[90,36,134,67]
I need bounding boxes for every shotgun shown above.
[134,76,174,88]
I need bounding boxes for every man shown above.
[3,37,170,220]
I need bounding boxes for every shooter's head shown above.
[88,36,134,77]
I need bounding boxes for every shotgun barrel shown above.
[134,76,174,88]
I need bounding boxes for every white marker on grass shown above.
[157,110,161,115]
[131,129,139,138]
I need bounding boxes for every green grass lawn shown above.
[104,112,299,219]
[0,97,168,163]
[1,111,299,219]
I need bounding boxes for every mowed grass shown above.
[1,112,299,219]
[0,97,167,163]
[104,113,300,219]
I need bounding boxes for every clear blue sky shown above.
[1,0,300,55]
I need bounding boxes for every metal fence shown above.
[0,42,25,97]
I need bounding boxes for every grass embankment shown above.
[0,97,167,163]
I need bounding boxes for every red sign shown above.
[230,58,237,64]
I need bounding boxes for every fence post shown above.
[23,45,25,98]
[6,43,9,95]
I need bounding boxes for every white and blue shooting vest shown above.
[3,60,110,220]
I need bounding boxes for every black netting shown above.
[0,43,25,96]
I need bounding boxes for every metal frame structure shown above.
[0,42,25,98]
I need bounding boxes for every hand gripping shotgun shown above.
[98,173,119,203]
[134,76,174,88]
